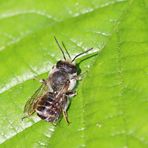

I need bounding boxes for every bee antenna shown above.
[54,36,66,60]
[72,48,93,62]
[62,41,71,59]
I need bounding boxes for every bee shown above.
[22,37,93,124]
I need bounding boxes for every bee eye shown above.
[56,60,63,68]
[70,65,77,73]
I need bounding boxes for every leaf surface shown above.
[0,0,147,147]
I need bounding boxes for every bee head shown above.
[56,60,77,74]
[54,36,93,73]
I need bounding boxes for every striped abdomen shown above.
[36,92,67,123]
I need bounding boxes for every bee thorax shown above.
[50,70,69,91]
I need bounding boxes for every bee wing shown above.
[23,84,48,116]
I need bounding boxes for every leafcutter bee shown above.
[22,37,93,124]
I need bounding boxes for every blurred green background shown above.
[0,0,147,147]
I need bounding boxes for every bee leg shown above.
[74,71,88,81]
[71,74,82,81]
[66,91,77,98]
[22,111,35,121]
[33,76,47,84]
[51,122,57,126]
[40,79,47,85]
[62,110,71,125]
[21,115,29,121]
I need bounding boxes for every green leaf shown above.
[0,0,147,148]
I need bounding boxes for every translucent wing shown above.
[23,83,48,117]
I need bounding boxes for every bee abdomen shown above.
[36,103,61,122]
